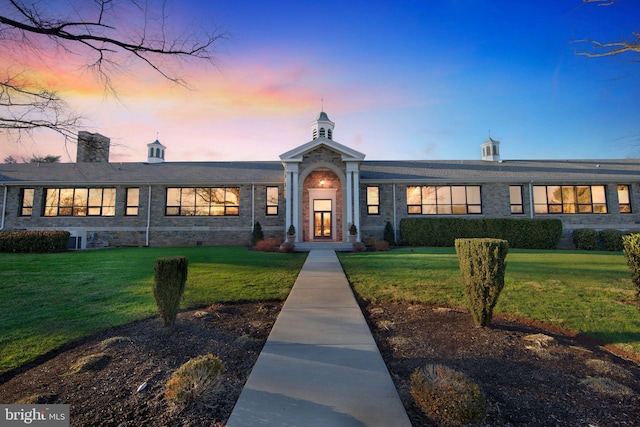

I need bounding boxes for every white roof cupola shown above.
[147,139,166,163]
[311,111,335,140]
[481,136,501,162]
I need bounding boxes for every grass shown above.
[338,247,640,357]
[0,246,307,374]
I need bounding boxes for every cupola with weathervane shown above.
[147,138,166,163]
[481,136,500,162]
[311,111,335,140]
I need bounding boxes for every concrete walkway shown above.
[226,250,411,427]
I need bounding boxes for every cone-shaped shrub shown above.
[252,221,264,245]
[455,238,508,327]
[153,256,188,327]
[384,221,396,246]
[622,233,640,297]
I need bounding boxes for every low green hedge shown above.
[0,230,70,253]
[572,228,627,252]
[399,218,562,249]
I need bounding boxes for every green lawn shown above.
[0,246,307,374]
[3,245,639,375]
[338,248,640,357]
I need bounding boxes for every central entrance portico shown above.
[280,111,365,243]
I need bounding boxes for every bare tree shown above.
[0,0,225,143]
[574,0,640,58]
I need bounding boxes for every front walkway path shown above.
[226,250,411,427]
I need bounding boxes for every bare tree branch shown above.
[574,32,640,57]
[573,0,639,59]
[0,0,225,144]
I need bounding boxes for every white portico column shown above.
[284,162,300,242]
[346,162,361,242]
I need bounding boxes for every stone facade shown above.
[2,114,639,249]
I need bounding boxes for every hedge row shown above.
[0,230,70,253]
[399,218,562,249]
[573,228,630,252]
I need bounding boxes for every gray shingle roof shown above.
[1,158,638,186]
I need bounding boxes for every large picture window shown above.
[618,185,632,213]
[44,188,115,217]
[367,186,380,215]
[165,187,240,216]
[407,185,481,215]
[266,186,278,215]
[20,188,34,216]
[533,185,607,214]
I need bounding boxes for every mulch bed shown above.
[1,300,639,426]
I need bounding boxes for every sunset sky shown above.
[2,0,639,163]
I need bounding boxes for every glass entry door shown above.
[313,199,332,239]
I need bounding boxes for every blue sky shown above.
[2,0,639,162]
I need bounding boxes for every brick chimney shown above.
[77,131,110,163]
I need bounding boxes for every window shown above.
[266,186,278,215]
[618,185,632,213]
[126,188,140,216]
[165,187,240,216]
[43,188,115,217]
[509,186,523,214]
[367,186,380,215]
[533,185,607,214]
[407,185,482,215]
[319,127,326,138]
[20,188,34,216]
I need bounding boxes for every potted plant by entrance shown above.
[286,225,296,243]
[348,223,358,243]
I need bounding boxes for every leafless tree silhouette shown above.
[0,0,225,143]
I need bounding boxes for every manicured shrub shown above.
[153,256,188,327]
[0,230,70,253]
[599,229,624,252]
[399,218,561,249]
[455,238,508,327]
[278,241,295,253]
[622,233,640,297]
[375,240,390,251]
[252,221,264,246]
[410,364,487,424]
[165,353,225,403]
[573,228,599,250]
[383,221,396,246]
[352,242,366,252]
[256,239,279,252]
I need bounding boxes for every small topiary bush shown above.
[455,238,508,327]
[622,233,640,297]
[153,256,188,327]
[599,229,624,252]
[573,228,599,250]
[252,221,264,246]
[410,364,487,424]
[165,353,225,403]
[383,221,396,246]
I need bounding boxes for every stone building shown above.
[1,112,639,249]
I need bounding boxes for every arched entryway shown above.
[302,169,343,242]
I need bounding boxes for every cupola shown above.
[311,111,335,140]
[147,139,166,163]
[481,137,500,161]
